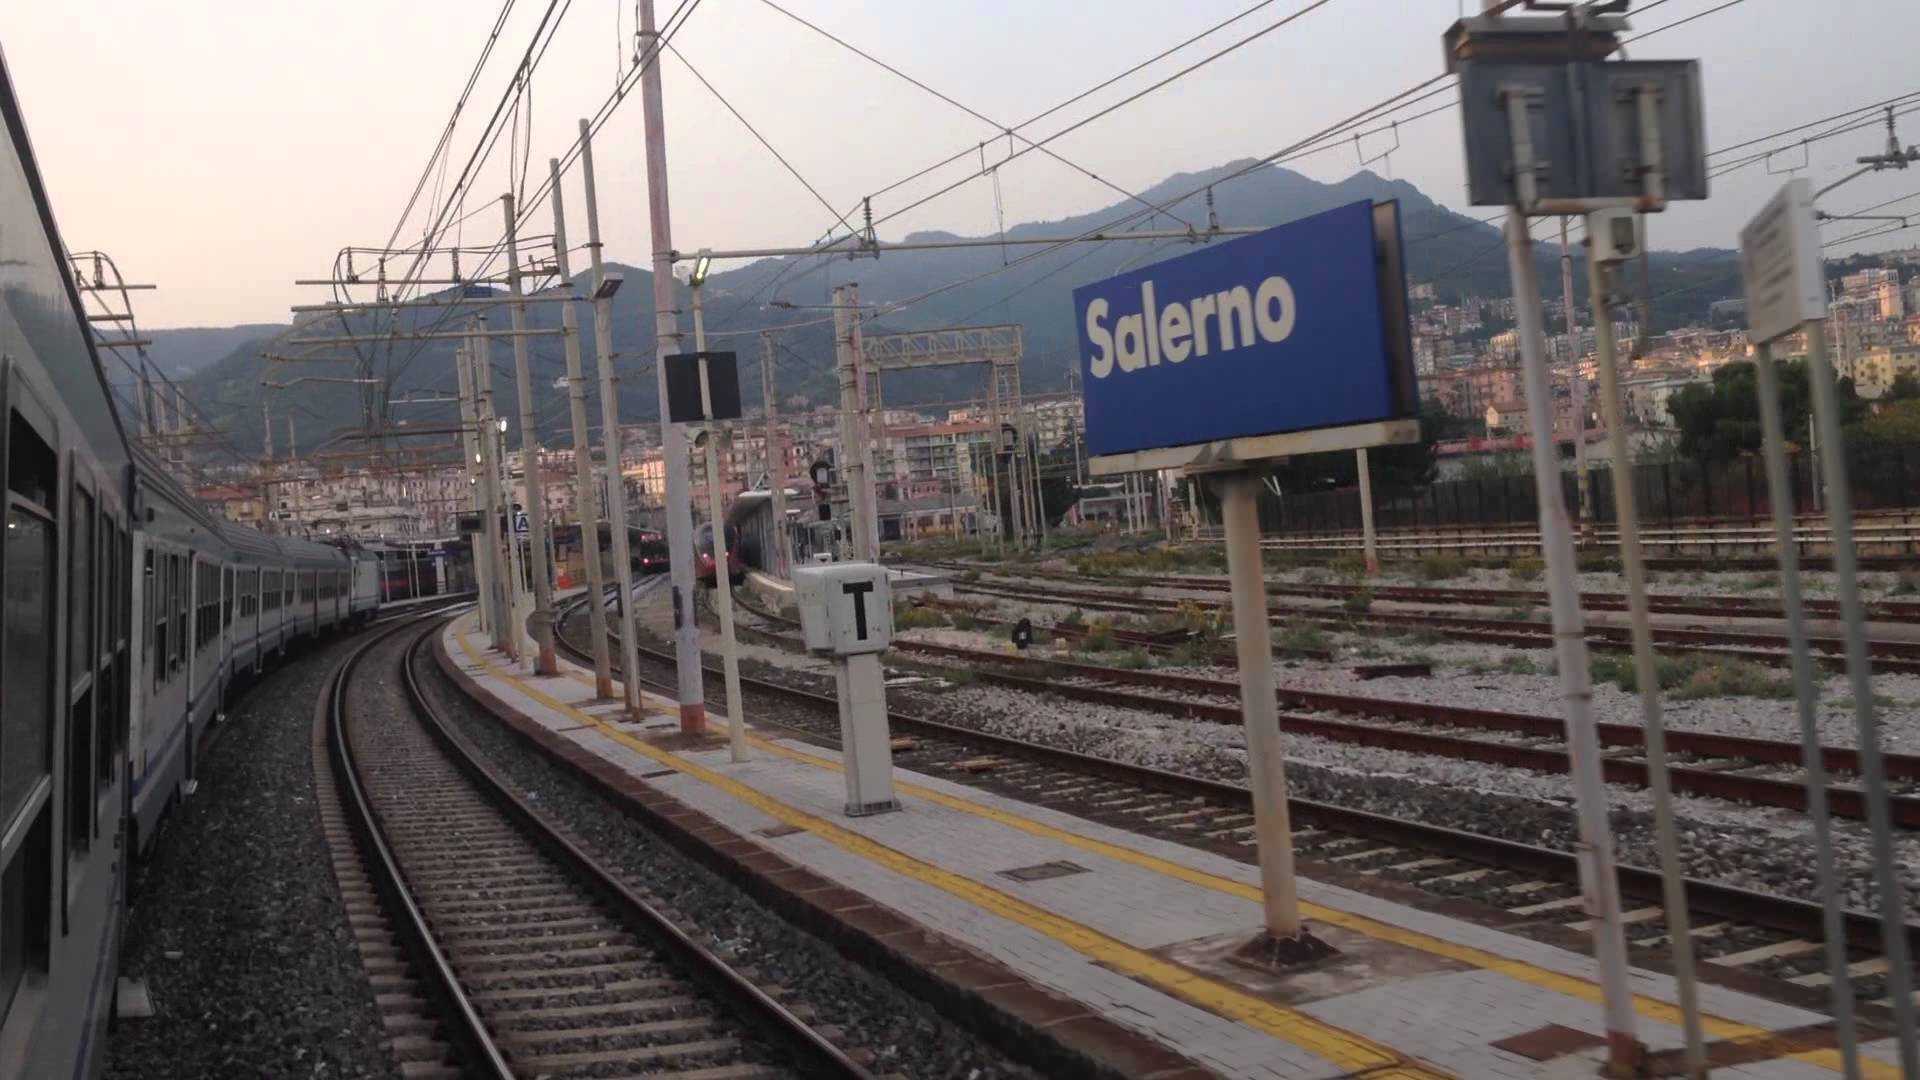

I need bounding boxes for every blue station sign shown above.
[1073,199,1416,460]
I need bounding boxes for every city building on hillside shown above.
[1852,344,1920,398]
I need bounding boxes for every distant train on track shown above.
[0,54,404,1079]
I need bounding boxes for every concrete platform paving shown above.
[440,609,1906,1079]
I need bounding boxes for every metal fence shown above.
[1256,445,1920,535]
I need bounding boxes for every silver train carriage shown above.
[0,45,384,1080]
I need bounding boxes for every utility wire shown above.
[864,0,1345,234]
[664,40,852,234]
[380,0,519,255]
[1622,0,1749,43]
[753,0,1215,229]
[338,0,706,409]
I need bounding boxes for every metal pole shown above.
[1028,424,1049,548]
[262,401,274,460]
[1560,217,1594,546]
[833,286,872,560]
[454,342,494,637]
[579,118,645,718]
[1478,19,1641,1057]
[171,383,189,471]
[849,286,879,559]
[479,323,531,662]
[470,335,514,656]
[503,192,557,674]
[761,332,790,577]
[1356,447,1379,575]
[694,338,746,764]
[1808,327,1920,1070]
[1500,196,1640,1072]
[638,0,707,733]
[288,414,296,459]
[1219,471,1300,938]
[1588,247,1705,1077]
[549,157,613,697]
[1753,340,1864,1078]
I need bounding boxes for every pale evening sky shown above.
[4,0,1918,328]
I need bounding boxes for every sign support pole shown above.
[1751,340,1863,1075]
[690,285,747,763]
[1356,448,1378,575]
[638,0,707,733]
[1218,470,1301,940]
[1589,245,1707,1078]
[1503,198,1641,1076]
[1807,327,1920,1071]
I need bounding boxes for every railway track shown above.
[910,559,1920,625]
[324,611,875,1079]
[555,590,1920,1013]
[727,600,1920,828]
[937,573,1920,676]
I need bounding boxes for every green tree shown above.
[1887,372,1920,401]
[1864,399,1920,444]
[1667,359,1867,463]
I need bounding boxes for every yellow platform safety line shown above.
[455,628,1448,1078]
[461,624,1893,1079]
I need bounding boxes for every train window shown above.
[172,557,185,670]
[69,487,93,689]
[1,509,53,833]
[1,505,55,1020]
[145,549,157,686]
[6,412,54,513]
[0,812,49,1024]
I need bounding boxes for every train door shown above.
[126,534,147,801]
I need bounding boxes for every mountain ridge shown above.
[175,160,1743,457]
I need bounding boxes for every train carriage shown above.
[0,44,139,1079]
[127,446,230,859]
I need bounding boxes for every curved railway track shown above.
[324,611,875,1079]
[554,589,1919,1013]
[935,573,1920,676]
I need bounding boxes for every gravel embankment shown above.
[416,652,1037,1080]
[107,640,395,1080]
[895,681,1920,918]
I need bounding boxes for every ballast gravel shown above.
[900,681,1920,919]
[105,639,395,1080]
[415,655,1037,1080]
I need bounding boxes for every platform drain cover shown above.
[757,824,806,839]
[1490,1023,1606,1061]
[999,860,1089,883]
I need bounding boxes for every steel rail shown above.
[552,591,1920,960]
[399,621,876,1080]
[945,577,1920,674]
[327,615,514,1079]
[912,559,1920,625]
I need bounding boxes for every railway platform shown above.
[437,609,1903,1079]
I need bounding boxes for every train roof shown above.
[214,517,283,564]
[0,44,133,479]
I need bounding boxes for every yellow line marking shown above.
[464,621,1892,1078]
[454,623,1449,1078]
